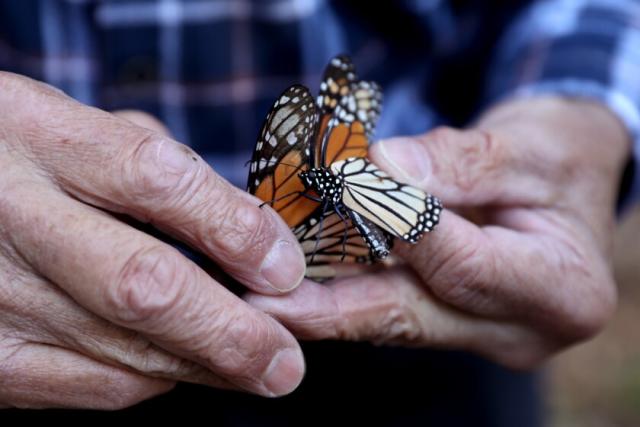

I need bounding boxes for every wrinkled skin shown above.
[0,72,307,409]
[246,96,630,370]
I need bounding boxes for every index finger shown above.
[5,75,305,294]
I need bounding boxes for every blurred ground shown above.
[550,205,640,427]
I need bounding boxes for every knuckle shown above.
[209,312,278,378]
[115,110,169,135]
[99,380,142,410]
[0,341,19,391]
[417,126,459,159]
[465,128,507,162]
[118,332,197,378]
[372,298,422,345]
[454,129,506,192]
[542,140,584,184]
[101,396,140,411]
[0,71,64,103]
[108,245,188,325]
[559,277,617,342]
[544,246,618,343]
[421,126,458,145]
[208,200,271,263]
[0,340,34,408]
[332,275,425,345]
[426,232,496,309]
[0,71,27,94]
[426,127,507,193]
[118,332,160,371]
[98,371,158,410]
[119,132,205,211]
[480,327,555,371]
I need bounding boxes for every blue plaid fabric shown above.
[1,0,639,204]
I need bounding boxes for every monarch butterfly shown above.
[247,55,442,280]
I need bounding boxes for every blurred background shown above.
[550,205,640,427]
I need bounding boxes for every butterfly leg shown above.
[299,193,323,203]
[309,201,331,264]
[259,191,303,208]
[333,206,351,262]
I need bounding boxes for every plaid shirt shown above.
[0,0,639,206]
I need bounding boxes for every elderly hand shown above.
[0,72,306,409]
[246,96,630,369]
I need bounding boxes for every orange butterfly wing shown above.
[314,55,357,168]
[321,80,383,167]
[254,151,320,228]
[247,85,320,228]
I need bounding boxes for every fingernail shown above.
[156,140,196,174]
[262,348,305,397]
[260,240,306,292]
[377,138,431,183]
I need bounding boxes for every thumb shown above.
[369,126,546,207]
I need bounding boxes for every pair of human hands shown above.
[0,72,629,408]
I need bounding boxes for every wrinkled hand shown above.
[0,72,306,409]
[246,97,630,369]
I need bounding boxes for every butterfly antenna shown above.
[333,208,350,262]
[246,160,309,170]
[258,191,302,208]
[273,161,308,169]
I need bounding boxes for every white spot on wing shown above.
[286,132,298,145]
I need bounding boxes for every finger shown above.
[245,269,555,369]
[369,127,553,207]
[112,110,172,136]
[2,181,305,397]
[391,208,529,317]
[3,74,304,294]
[245,269,472,345]
[0,264,230,388]
[0,341,174,409]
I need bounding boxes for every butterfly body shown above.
[299,168,344,205]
